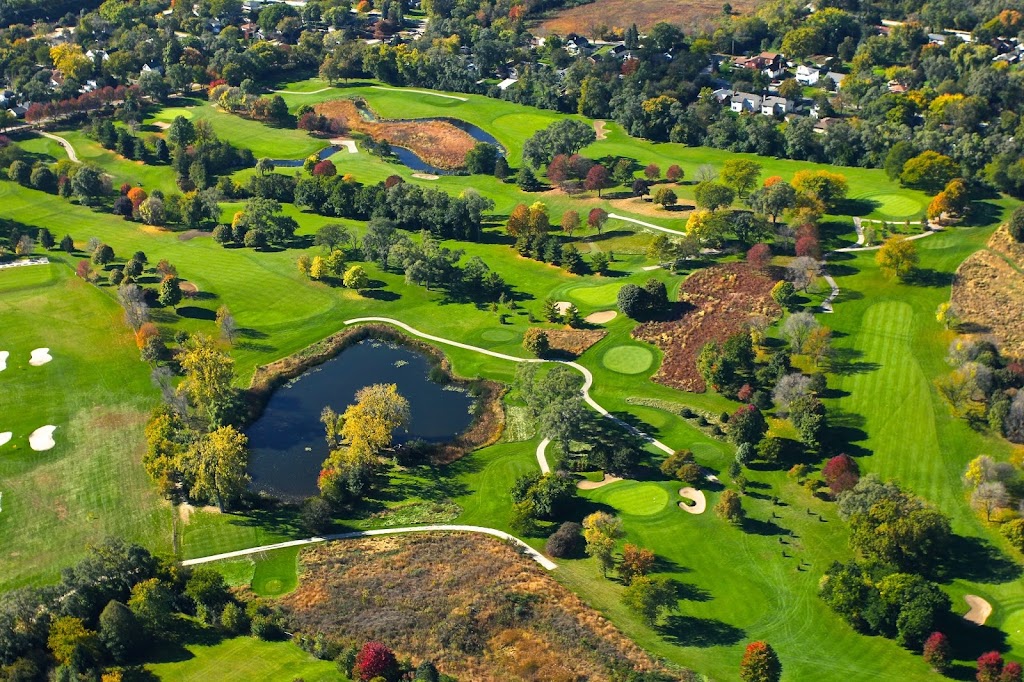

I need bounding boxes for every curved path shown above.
[182,524,556,571]
[608,213,686,237]
[37,131,78,162]
[271,87,335,95]
[371,85,468,101]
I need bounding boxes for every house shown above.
[713,87,734,103]
[497,77,517,90]
[887,80,908,94]
[730,92,762,113]
[823,71,846,88]
[795,64,820,85]
[141,63,163,75]
[813,117,840,134]
[608,43,629,59]
[735,51,787,78]
[761,95,793,116]
[7,105,27,119]
[85,49,109,62]
[928,33,947,46]
[565,34,591,56]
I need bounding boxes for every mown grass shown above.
[145,631,342,682]
[0,263,172,591]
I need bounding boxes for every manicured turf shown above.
[145,633,343,681]
[599,481,671,516]
[566,282,622,306]
[251,547,300,597]
[858,192,923,218]
[0,263,171,591]
[601,345,654,374]
[480,328,517,342]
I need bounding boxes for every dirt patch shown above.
[152,121,170,130]
[585,310,617,324]
[177,229,208,241]
[594,120,607,140]
[608,196,693,220]
[279,534,679,681]
[577,473,623,489]
[179,282,198,297]
[313,98,475,171]
[139,225,172,236]
[952,226,1024,359]
[535,0,754,34]
[545,328,608,357]
[633,263,782,392]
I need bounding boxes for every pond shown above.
[247,339,475,500]
[269,144,339,168]
[389,117,506,176]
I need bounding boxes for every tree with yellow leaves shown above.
[50,43,92,82]
[179,425,249,511]
[583,511,624,577]
[177,334,236,424]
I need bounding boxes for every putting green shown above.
[602,345,654,374]
[601,482,670,516]
[1003,609,1024,649]
[481,328,517,342]
[569,282,621,307]
[866,193,922,218]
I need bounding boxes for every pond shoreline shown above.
[245,323,506,467]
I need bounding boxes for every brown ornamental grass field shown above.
[280,533,679,681]
[314,98,477,170]
[534,0,755,36]
[952,225,1024,359]
[633,262,781,392]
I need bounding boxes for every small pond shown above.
[389,117,506,176]
[269,144,339,168]
[247,339,475,500]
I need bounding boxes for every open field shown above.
[0,263,171,591]
[533,0,756,34]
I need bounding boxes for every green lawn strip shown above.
[145,629,343,682]
[251,546,301,597]
[56,130,180,195]
[0,263,172,591]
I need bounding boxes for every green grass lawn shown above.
[145,632,343,681]
[601,345,655,374]
[0,263,172,591]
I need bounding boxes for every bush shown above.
[1009,205,1024,243]
[522,328,549,357]
[545,521,584,558]
[301,496,334,534]
[617,283,648,319]
[354,641,398,681]
[220,602,250,635]
[250,615,283,640]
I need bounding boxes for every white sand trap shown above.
[585,310,617,324]
[678,487,706,514]
[29,425,56,451]
[0,432,11,446]
[641,265,662,271]
[594,120,608,140]
[964,595,993,625]
[330,138,358,153]
[29,348,52,366]
[554,301,573,315]
[0,351,8,371]
[412,173,440,180]
[577,474,623,490]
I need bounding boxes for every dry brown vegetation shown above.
[952,225,1024,359]
[633,263,781,391]
[280,534,680,681]
[313,98,476,170]
[546,328,607,356]
[534,0,753,35]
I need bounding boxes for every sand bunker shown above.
[554,301,573,315]
[29,348,52,366]
[412,173,440,180]
[594,120,608,140]
[0,351,7,371]
[964,595,993,625]
[577,474,623,490]
[0,432,11,447]
[29,425,56,451]
[330,138,358,153]
[678,487,706,514]
[585,310,617,324]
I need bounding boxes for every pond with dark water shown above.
[247,339,474,500]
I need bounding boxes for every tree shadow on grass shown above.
[176,306,216,321]
[674,582,713,603]
[143,617,222,665]
[941,614,1010,674]
[239,327,269,339]
[834,197,879,217]
[829,347,880,376]
[941,535,1022,584]
[906,268,954,288]
[961,201,1003,227]
[659,615,745,647]
[741,516,789,536]
[360,288,400,302]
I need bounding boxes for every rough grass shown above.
[633,263,782,392]
[952,225,1024,359]
[545,328,607,356]
[279,533,680,681]
[533,0,755,34]
[314,98,476,170]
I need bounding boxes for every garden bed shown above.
[545,328,607,356]
[632,263,781,392]
[279,534,680,681]
[951,225,1024,359]
[246,323,505,464]
[313,98,476,170]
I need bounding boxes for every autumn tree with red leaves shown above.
[747,243,772,271]
[740,641,781,682]
[978,651,1005,682]
[354,641,398,681]
[822,454,860,496]
[923,632,951,673]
